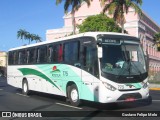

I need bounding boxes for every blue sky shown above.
[0,0,160,51]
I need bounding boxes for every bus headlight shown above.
[103,82,116,91]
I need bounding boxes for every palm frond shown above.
[131,0,142,6]
[83,0,93,7]
[56,0,62,5]
[64,0,72,13]
[130,2,142,16]
[56,0,92,34]
[101,0,142,33]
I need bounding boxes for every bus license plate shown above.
[125,98,135,102]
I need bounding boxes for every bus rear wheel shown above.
[22,80,29,95]
[68,84,81,107]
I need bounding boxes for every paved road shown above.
[0,77,160,120]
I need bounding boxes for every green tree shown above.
[154,32,160,43]
[153,32,160,51]
[78,14,122,33]
[56,0,92,35]
[17,29,42,44]
[100,0,142,33]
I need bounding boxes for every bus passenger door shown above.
[81,42,98,101]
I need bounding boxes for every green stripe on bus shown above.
[18,68,60,90]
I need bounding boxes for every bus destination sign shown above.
[102,39,120,44]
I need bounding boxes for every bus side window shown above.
[37,48,40,63]
[18,50,26,64]
[83,47,93,73]
[8,52,14,65]
[47,46,53,63]
[37,46,47,63]
[53,44,63,63]
[29,48,36,64]
[53,45,57,62]
[64,41,79,65]
[13,51,18,65]
[42,46,47,63]
[26,50,30,64]
[24,50,27,64]
[58,44,63,62]
[82,46,99,78]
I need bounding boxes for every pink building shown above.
[46,0,160,76]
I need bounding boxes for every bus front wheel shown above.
[68,84,81,107]
[22,80,29,95]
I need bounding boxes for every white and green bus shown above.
[7,32,149,106]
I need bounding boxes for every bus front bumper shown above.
[97,83,149,103]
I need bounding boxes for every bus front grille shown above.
[118,88,141,92]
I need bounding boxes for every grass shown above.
[149,80,160,84]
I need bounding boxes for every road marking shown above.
[16,93,29,97]
[56,102,82,110]
[152,100,160,102]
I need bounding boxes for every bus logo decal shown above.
[51,66,60,73]
[50,66,61,77]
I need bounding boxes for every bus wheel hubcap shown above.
[71,89,78,102]
[23,83,27,92]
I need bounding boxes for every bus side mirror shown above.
[98,47,102,58]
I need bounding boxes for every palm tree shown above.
[17,29,28,42]
[17,29,42,44]
[26,32,32,44]
[100,0,142,33]
[32,34,42,43]
[56,0,92,35]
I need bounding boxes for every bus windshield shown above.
[101,44,147,76]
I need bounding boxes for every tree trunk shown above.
[28,39,31,45]
[120,14,125,34]
[72,10,76,35]
[121,23,124,33]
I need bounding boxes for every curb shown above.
[149,88,160,91]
